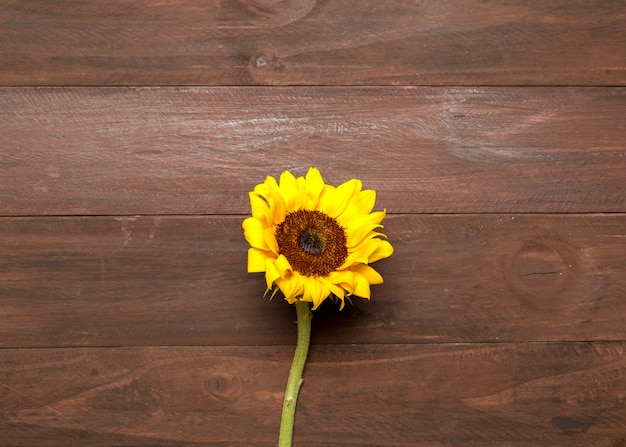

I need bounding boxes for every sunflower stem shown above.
[278,299,312,447]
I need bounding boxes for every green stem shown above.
[278,299,312,447]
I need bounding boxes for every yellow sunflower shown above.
[243,167,393,310]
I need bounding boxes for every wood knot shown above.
[238,0,317,23]
[465,225,481,238]
[249,50,282,71]
[248,50,285,84]
[504,237,577,310]
[203,373,242,401]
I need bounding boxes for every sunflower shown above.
[243,167,393,310]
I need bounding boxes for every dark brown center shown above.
[275,209,348,276]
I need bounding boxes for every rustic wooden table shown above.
[1,1,625,446]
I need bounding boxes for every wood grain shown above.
[3,2,626,445]
[1,0,624,86]
[2,343,625,446]
[1,214,624,348]
[1,87,625,215]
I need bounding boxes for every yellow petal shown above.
[318,276,345,300]
[279,170,302,212]
[265,227,279,254]
[253,182,272,203]
[265,255,293,290]
[264,258,281,289]
[353,264,384,285]
[266,177,288,226]
[368,239,394,263]
[326,270,356,296]
[248,248,270,273]
[254,177,286,226]
[303,167,325,210]
[341,237,381,267]
[337,189,376,225]
[243,216,278,252]
[275,254,293,278]
[348,231,385,254]
[352,271,372,299]
[277,271,303,303]
[302,276,329,310]
[319,178,361,218]
[318,276,347,309]
[249,192,271,223]
[345,211,386,248]
[242,217,270,250]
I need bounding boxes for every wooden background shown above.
[1,1,625,445]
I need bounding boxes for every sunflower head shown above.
[243,167,393,310]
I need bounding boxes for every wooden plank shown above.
[1,214,624,348]
[1,87,624,215]
[1,1,624,86]
[1,343,625,446]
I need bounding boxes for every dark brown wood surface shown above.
[2,343,625,446]
[1,0,624,86]
[1,87,624,215]
[1,214,625,348]
[1,1,625,446]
